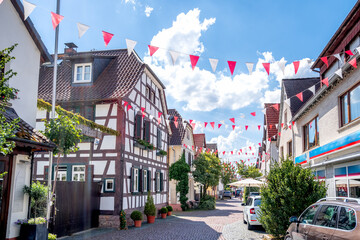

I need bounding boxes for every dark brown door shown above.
[0,155,12,240]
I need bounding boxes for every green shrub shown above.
[130,211,143,221]
[243,186,260,204]
[166,206,173,212]
[199,195,216,210]
[119,210,127,230]
[144,192,156,216]
[160,207,168,214]
[23,181,48,218]
[259,158,327,238]
[48,233,57,240]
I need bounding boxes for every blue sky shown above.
[28,0,357,164]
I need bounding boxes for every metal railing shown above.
[317,197,360,204]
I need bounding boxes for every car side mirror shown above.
[241,203,245,206]
[289,216,299,223]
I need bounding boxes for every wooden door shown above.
[0,155,12,240]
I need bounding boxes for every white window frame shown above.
[73,63,92,83]
[72,165,85,182]
[133,168,139,193]
[55,165,67,181]
[104,178,114,192]
[143,170,148,192]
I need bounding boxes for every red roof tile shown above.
[264,103,279,139]
[193,134,206,149]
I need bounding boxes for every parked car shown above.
[249,192,260,197]
[285,197,360,240]
[235,189,241,197]
[242,196,262,230]
[222,191,232,199]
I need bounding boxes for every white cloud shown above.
[145,6,153,17]
[145,9,317,112]
[125,0,135,4]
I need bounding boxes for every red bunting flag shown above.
[262,63,270,75]
[293,61,300,74]
[218,124,222,129]
[258,143,261,146]
[349,58,357,68]
[289,125,292,130]
[249,146,252,150]
[231,151,233,155]
[321,77,329,87]
[281,123,284,128]
[232,125,236,131]
[296,92,303,102]
[123,101,128,107]
[228,61,236,75]
[174,116,178,122]
[174,117,178,128]
[204,122,208,128]
[320,57,328,67]
[229,118,235,124]
[272,103,279,111]
[158,112,162,124]
[240,149,242,153]
[278,132,281,136]
[142,111,146,118]
[268,138,271,141]
[192,145,194,150]
[251,112,256,117]
[292,121,295,126]
[189,120,193,124]
[258,125,261,130]
[210,122,215,129]
[269,125,273,129]
[223,151,226,155]
[127,104,132,111]
[51,12,64,30]
[141,107,145,112]
[245,125,248,130]
[158,112,162,118]
[102,31,114,47]
[191,123,196,129]
[190,55,200,70]
[148,45,159,56]
[345,50,354,56]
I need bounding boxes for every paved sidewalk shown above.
[61,198,266,240]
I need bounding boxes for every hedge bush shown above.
[199,195,216,210]
[130,211,143,221]
[166,206,173,212]
[160,207,168,214]
[144,192,156,216]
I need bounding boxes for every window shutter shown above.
[44,166,49,180]
[160,172,164,192]
[144,120,151,142]
[147,170,151,192]
[130,167,134,192]
[134,115,142,139]
[155,172,158,192]
[139,169,143,192]
[157,129,162,149]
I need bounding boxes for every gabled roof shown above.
[193,133,206,149]
[38,49,146,102]
[4,106,54,150]
[10,0,51,62]
[264,103,279,139]
[168,109,189,146]
[206,143,217,151]
[283,77,320,116]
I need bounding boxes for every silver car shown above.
[242,196,262,230]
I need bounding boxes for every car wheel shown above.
[247,220,254,230]
[243,214,246,224]
[284,234,292,240]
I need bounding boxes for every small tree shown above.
[169,154,190,211]
[23,181,48,218]
[236,161,262,179]
[220,162,237,187]
[0,44,19,156]
[144,191,156,216]
[259,157,327,237]
[193,153,221,199]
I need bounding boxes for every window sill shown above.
[338,117,360,133]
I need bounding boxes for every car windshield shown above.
[254,199,261,206]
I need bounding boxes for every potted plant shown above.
[130,210,143,228]
[48,233,57,240]
[16,217,48,240]
[166,206,173,216]
[144,192,156,224]
[160,207,168,219]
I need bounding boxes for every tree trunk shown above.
[51,153,61,200]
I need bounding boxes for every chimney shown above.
[64,42,78,54]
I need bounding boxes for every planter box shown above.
[134,141,146,149]
[20,224,48,240]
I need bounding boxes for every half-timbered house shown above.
[34,46,170,226]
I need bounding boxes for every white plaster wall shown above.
[100,197,114,211]
[278,103,293,159]
[95,104,110,117]
[0,0,41,127]
[92,161,107,175]
[36,161,48,175]
[100,135,116,150]
[107,161,115,175]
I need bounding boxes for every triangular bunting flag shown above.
[229,118,235,124]
[246,62,254,75]
[278,132,281,136]
[77,22,90,38]
[191,123,196,129]
[281,123,284,128]
[127,104,132,111]
[272,104,279,111]
[320,57,328,67]
[269,125,273,129]
[349,58,357,68]
[296,92,303,102]
[228,61,236,75]
[23,0,36,20]
[278,61,286,74]
[123,101,128,107]
[258,125,261,130]
[264,125,267,130]
[250,112,256,117]
[174,121,178,128]
[285,98,291,106]
[183,122,187,129]
[102,31,114,47]
[292,121,295,126]
[190,55,199,70]
[210,122,215,129]
[169,51,180,65]
[356,46,360,54]
[309,85,316,95]
[209,58,218,72]
[262,63,270,75]
[125,39,137,56]
[334,53,342,63]
[335,68,343,79]
[141,107,145,113]
[321,77,329,87]
[345,50,354,56]
[51,12,64,30]
[232,125,236,131]
[218,124,222,129]
[293,61,300,74]
[289,125,292,130]
[189,120,193,124]
[148,45,159,56]
[204,122,208,128]
[245,125,248,131]
[275,124,278,129]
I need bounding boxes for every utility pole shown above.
[46,0,60,227]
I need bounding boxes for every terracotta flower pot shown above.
[134,220,142,228]
[167,211,172,216]
[161,213,167,219]
[147,215,155,224]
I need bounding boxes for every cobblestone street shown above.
[61,199,266,240]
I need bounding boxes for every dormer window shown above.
[74,63,92,83]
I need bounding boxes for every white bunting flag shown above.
[264,125,267,130]
[309,85,316,95]
[335,68,343,79]
[334,53,342,63]
[209,58,218,72]
[356,46,360,54]
[245,62,254,75]
[77,22,90,38]
[285,98,291,106]
[125,39,137,56]
[183,122,187,129]
[275,124,278,129]
[169,51,180,65]
[278,61,286,74]
[23,0,36,20]
[166,119,170,126]
[261,109,266,114]
[149,115,154,120]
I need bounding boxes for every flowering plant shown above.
[15,217,47,225]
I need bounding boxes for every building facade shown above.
[34,47,171,226]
